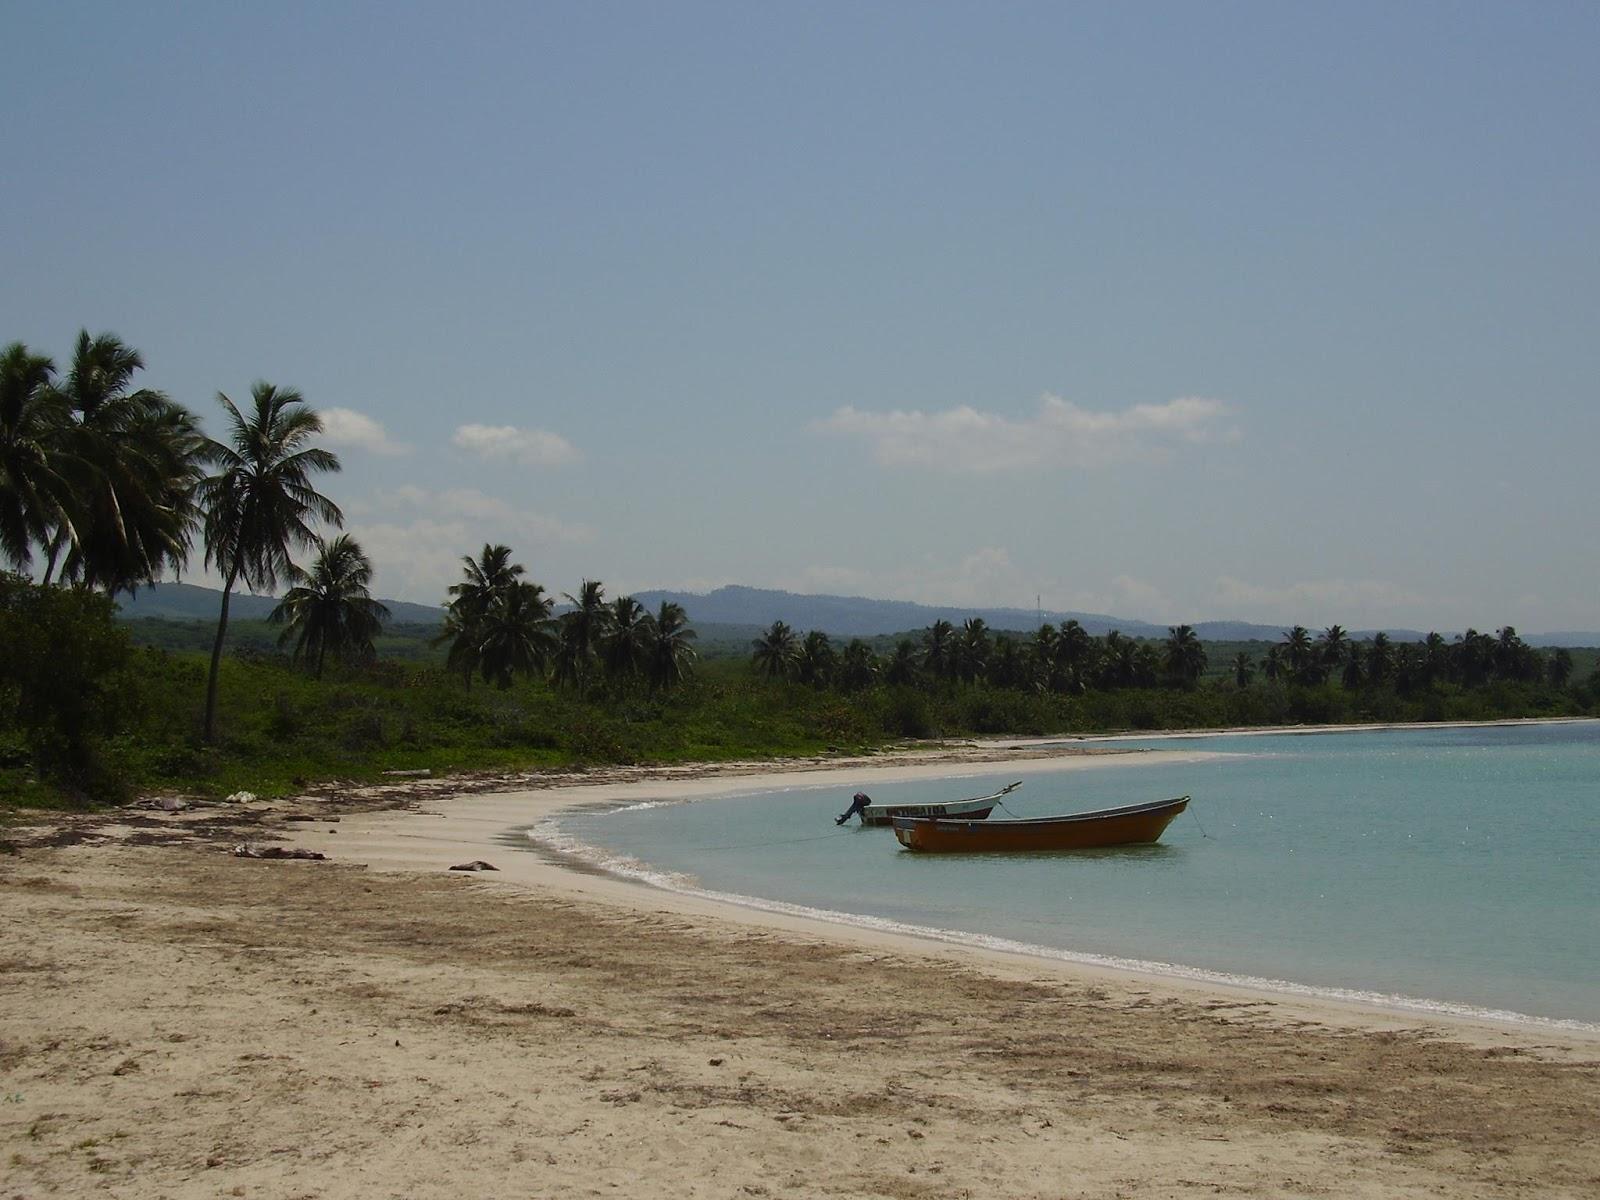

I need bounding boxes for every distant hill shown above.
[115,581,1600,647]
[115,582,446,626]
[633,585,1287,640]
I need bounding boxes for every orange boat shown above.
[891,796,1190,853]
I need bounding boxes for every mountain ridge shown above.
[113,581,1600,647]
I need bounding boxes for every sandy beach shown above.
[4,741,1599,1198]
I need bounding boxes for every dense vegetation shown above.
[3,330,1597,809]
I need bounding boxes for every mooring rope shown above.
[1188,802,1214,839]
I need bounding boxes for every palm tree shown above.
[751,620,799,680]
[197,383,342,742]
[269,534,390,679]
[883,639,919,686]
[839,638,879,692]
[555,579,610,693]
[957,618,991,684]
[1493,626,1539,683]
[1057,620,1094,693]
[1341,644,1364,690]
[1547,648,1574,689]
[1366,632,1393,686]
[1422,632,1449,685]
[1318,625,1350,675]
[478,580,556,689]
[52,332,207,593]
[438,543,525,689]
[921,619,956,681]
[602,595,651,685]
[1282,626,1316,684]
[1098,630,1140,689]
[1030,623,1059,690]
[644,601,697,692]
[1454,629,1494,686]
[1262,643,1283,683]
[1163,625,1206,689]
[796,629,836,686]
[0,343,68,570]
[988,635,1024,689]
[1231,651,1254,689]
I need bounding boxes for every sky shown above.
[4,1,1597,633]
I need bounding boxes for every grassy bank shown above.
[4,638,1595,810]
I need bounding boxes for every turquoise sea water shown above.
[540,722,1600,1028]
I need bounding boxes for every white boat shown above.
[837,781,1022,827]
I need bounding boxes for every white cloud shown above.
[1053,575,1178,623]
[814,394,1235,473]
[344,486,592,601]
[371,485,589,543]
[320,407,410,456]
[452,423,580,466]
[1212,575,1430,627]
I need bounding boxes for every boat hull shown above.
[891,796,1189,853]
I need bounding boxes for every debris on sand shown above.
[449,860,499,872]
[232,843,327,861]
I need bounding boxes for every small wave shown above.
[521,819,1600,1036]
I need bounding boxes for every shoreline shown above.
[286,734,1600,1051]
[8,726,1600,1197]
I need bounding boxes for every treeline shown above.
[1,330,703,804]
[746,617,1584,696]
[432,546,697,695]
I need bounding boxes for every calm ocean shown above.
[538,721,1600,1029]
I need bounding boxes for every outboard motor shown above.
[835,792,872,825]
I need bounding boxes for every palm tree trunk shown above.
[41,537,62,586]
[203,562,240,744]
[315,641,326,681]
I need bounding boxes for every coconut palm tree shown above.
[437,544,527,689]
[478,579,556,689]
[1056,620,1094,693]
[553,579,610,693]
[1366,632,1393,686]
[448,544,524,621]
[838,638,879,692]
[796,629,836,686]
[1098,630,1141,689]
[957,618,991,684]
[1422,632,1449,685]
[921,619,956,681]
[751,620,799,680]
[269,534,390,679]
[1282,626,1316,684]
[52,332,207,593]
[643,601,697,693]
[1231,651,1254,689]
[988,635,1024,689]
[883,639,919,686]
[1318,625,1350,675]
[197,382,342,742]
[1454,629,1494,686]
[1262,643,1283,683]
[1340,644,1364,690]
[1030,623,1059,691]
[602,595,651,685]
[1163,625,1206,689]
[0,343,68,570]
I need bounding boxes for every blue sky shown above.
[4,1,1597,631]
